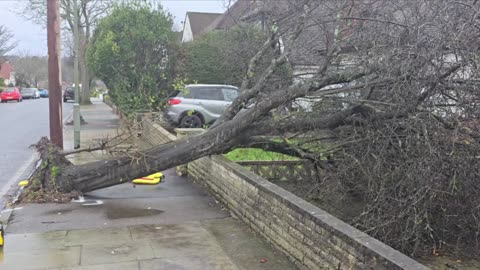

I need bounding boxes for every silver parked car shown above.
[20,88,40,99]
[166,84,239,128]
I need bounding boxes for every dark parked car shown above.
[0,87,22,102]
[20,88,40,99]
[63,87,75,102]
[39,89,49,97]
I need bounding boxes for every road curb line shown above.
[0,155,39,231]
[0,208,13,231]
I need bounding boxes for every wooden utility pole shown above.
[47,0,63,149]
[73,0,81,149]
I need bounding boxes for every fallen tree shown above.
[27,0,480,258]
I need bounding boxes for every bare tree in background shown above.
[29,0,480,257]
[21,0,113,104]
[0,25,16,61]
[12,52,48,87]
[62,34,75,83]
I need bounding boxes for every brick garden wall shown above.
[141,119,429,270]
[141,118,176,145]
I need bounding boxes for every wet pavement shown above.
[1,99,297,270]
[1,218,296,270]
[5,169,229,233]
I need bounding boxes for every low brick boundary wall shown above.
[141,120,429,270]
[237,160,316,181]
[141,118,177,145]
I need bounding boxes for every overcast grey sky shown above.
[0,0,227,56]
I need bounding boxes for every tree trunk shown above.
[79,35,92,105]
[58,124,238,193]
[80,59,91,104]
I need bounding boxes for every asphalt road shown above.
[0,98,73,200]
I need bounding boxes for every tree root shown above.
[19,137,81,203]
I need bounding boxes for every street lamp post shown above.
[73,0,81,149]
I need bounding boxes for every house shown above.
[204,0,265,32]
[0,61,15,86]
[181,12,222,43]
[183,1,333,75]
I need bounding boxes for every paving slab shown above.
[201,218,297,270]
[140,256,240,270]
[65,227,131,246]
[54,261,140,270]
[129,221,210,240]
[2,230,67,252]
[0,246,81,270]
[81,239,154,265]
[149,235,225,259]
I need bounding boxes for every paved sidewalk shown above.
[63,97,124,163]
[2,218,293,270]
[1,98,296,270]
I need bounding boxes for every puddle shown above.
[105,206,164,220]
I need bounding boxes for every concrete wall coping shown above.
[152,123,177,141]
[174,128,205,133]
[174,128,205,137]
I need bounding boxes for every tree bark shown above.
[79,35,92,105]
[58,123,237,192]
[79,1,93,105]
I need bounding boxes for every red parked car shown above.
[0,87,23,103]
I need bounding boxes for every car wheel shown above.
[179,114,203,128]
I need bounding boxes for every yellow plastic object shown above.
[132,172,164,185]
[0,224,4,247]
[18,180,29,187]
